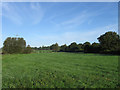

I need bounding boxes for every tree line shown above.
[2,31,120,55]
[32,31,120,55]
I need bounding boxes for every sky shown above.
[1,2,118,47]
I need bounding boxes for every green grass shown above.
[2,52,119,88]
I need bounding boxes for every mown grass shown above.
[2,52,119,88]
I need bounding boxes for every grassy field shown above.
[2,52,119,88]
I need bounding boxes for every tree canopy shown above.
[3,37,32,54]
[97,31,120,53]
[2,31,120,55]
[50,43,59,52]
[3,37,26,54]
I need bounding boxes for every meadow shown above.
[2,52,119,88]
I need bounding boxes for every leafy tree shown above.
[83,42,91,53]
[68,42,79,52]
[41,46,50,50]
[78,43,83,51]
[97,31,120,54]
[3,37,26,54]
[83,42,91,46]
[60,44,67,52]
[91,42,101,53]
[38,47,42,50]
[50,43,59,52]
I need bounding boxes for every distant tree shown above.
[50,44,53,50]
[38,47,42,50]
[68,42,79,52]
[83,42,91,53]
[17,37,26,52]
[65,46,70,52]
[97,31,120,54]
[34,47,38,50]
[83,42,91,46]
[50,43,60,52]
[91,42,101,53]
[3,37,26,54]
[3,37,11,53]
[60,44,67,52]
[23,45,32,54]
[78,43,83,52]
[41,46,50,50]
[41,46,45,50]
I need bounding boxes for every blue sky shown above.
[2,2,118,47]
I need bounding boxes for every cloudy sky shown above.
[2,2,118,47]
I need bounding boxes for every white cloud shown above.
[64,9,106,27]
[60,24,118,44]
[49,8,105,30]
[30,2,45,24]
[30,2,41,10]
[2,3,23,25]
[61,11,87,26]
[2,2,45,25]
